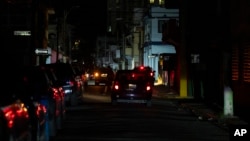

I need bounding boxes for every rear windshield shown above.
[116,71,149,82]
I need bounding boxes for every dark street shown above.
[52,86,230,141]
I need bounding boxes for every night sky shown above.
[66,0,107,41]
[61,0,107,62]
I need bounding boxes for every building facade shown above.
[143,6,179,85]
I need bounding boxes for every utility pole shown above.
[56,18,60,62]
[56,6,79,63]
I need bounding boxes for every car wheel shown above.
[146,100,152,107]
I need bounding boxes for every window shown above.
[232,43,250,83]
[232,46,239,81]
[243,45,250,82]
[159,0,165,5]
[158,20,166,33]
[149,0,164,6]
[149,0,154,4]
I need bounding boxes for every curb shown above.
[179,102,249,132]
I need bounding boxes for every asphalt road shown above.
[52,85,230,141]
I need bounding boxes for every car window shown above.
[116,70,149,82]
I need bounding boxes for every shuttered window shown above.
[232,45,239,81]
[243,45,250,82]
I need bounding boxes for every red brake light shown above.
[113,81,119,90]
[115,84,119,90]
[4,110,15,128]
[59,87,65,96]
[52,87,60,99]
[150,72,153,76]
[36,103,47,117]
[146,82,151,91]
[146,85,151,91]
[139,66,144,70]
[3,102,29,128]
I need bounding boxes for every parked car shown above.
[39,65,66,125]
[22,65,64,138]
[111,69,154,107]
[0,71,47,141]
[15,73,48,141]
[0,94,31,141]
[71,62,86,88]
[44,63,82,106]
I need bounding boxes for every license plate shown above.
[128,84,136,89]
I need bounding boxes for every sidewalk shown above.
[153,84,249,131]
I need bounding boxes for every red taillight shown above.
[3,102,29,128]
[139,66,144,70]
[52,87,60,99]
[59,87,65,97]
[36,103,47,117]
[4,110,15,128]
[150,72,153,76]
[146,85,151,91]
[113,81,119,90]
[114,84,119,90]
[146,82,151,91]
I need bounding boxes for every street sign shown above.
[35,48,48,55]
[14,30,31,36]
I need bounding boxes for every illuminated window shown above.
[159,0,165,5]
[149,0,164,6]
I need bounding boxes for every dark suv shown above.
[111,69,154,107]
